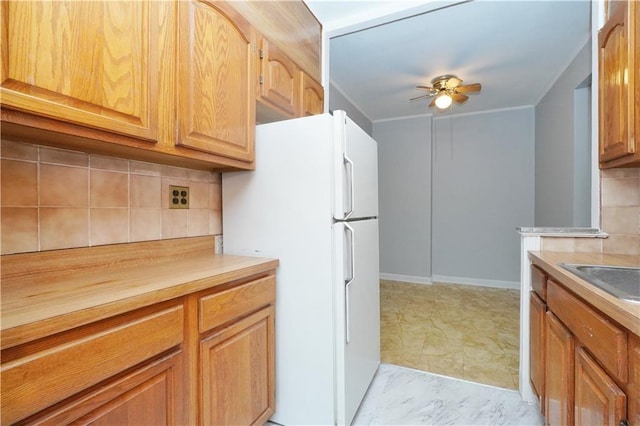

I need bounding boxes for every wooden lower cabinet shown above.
[1,303,184,425]
[629,336,640,424]
[26,351,184,425]
[201,306,275,425]
[575,347,626,425]
[544,311,575,426]
[530,291,546,408]
[1,272,276,425]
[530,265,637,426]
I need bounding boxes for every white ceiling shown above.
[305,0,592,121]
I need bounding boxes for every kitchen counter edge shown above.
[528,251,639,336]
[1,252,278,351]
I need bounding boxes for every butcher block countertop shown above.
[529,251,640,336]
[1,236,278,350]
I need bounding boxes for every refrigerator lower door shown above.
[333,219,380,424]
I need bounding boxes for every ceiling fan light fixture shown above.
[434,93,452,109]
[410,75,481,109]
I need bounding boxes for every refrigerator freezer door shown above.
[333,219,380,424]
[333,111,379,221]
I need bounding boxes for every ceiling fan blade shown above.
[409,93,434,102]
[456,83,482,93]
[445,77,462,89]
[416,85,434,91]
[451,93,469,104]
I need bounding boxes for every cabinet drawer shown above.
[547,279,627,382]
[199,275,275,333]
[1,304,183,425]
[530,264,547,300]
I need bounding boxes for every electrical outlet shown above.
[169,185,189,209]
[214,235,223,254]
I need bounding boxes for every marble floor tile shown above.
[380,280,520,390]
[353,363,543,426]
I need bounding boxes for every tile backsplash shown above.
[600,168,640,255]
[541,167,640,255]
[1,140,221,255]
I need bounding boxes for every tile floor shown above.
[380,280,520,390]
[353,363,543,425]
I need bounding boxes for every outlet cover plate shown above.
[169,185,189,209]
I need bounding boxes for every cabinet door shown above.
[300,72,324,116]
[27,351,184,425]
[530,291,546,409]
[599,0,635,163]
[176,0,255,163]
[575,347,626,426]
[628,335,640,425]
[258,37,299,118]
[545,312,575,426]
[201,305,275,426]
[1,304,183,424]
[1,1,158,141]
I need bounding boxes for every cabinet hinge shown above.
[259,74,264,85]
[259,49,264,60]
[619,420,629,426]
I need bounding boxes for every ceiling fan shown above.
[410,74,481,110]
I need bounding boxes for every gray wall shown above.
[329,82,373,135]
[374,117,431,281]
[535,41,592,226]
[432,107,535,283]
[374,108,534,285]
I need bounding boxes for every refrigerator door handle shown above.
[343,154,355,219]
[344,223,355,343]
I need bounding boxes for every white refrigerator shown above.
[222,110,380,425]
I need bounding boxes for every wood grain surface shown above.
[1,1,158,140]
[548,279,628,382]
[1,237,278,350]
[1,305,183,424]
[176,0,255,161]
[529,251,640,335]
[574,346,626,425]
[227,0,321,81]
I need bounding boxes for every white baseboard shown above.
[379,273,432,285]
[431,274,520,290]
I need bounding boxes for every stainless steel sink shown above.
[560,263,640,303]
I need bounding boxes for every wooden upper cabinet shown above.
[1,1,159,142]
[574,347,626,426]
[1,0,321,169]
[300,73,324,117]
[599,0,639,167]
[258,37,300,118]
[225,1,322,83]
[176,1,255,163]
